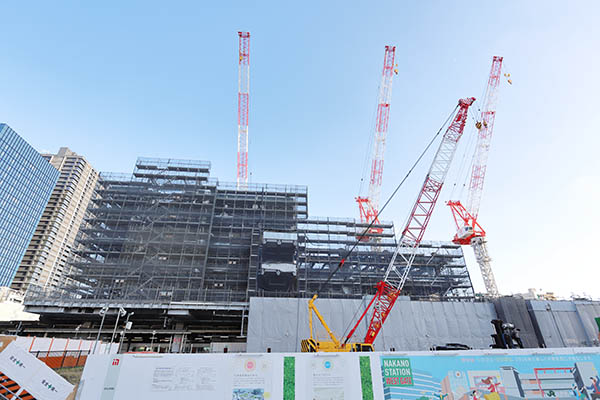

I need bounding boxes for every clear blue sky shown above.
[1,1,598,298]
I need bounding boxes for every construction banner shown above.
[76,348,600,400]
[0,338,74,400]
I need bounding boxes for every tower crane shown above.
[237,32,250,189]
[302,97,475,352]
[356,46,396,235]
[447,56,503,297]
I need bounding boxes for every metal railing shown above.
[31,350,88,369]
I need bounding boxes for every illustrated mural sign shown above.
[380,353,600,400]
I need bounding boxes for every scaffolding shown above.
[26,158,474,306]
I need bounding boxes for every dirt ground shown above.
[55,366,84,385]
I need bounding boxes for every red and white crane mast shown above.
[468,56,502,218]
[345,98,475,344]
[447,56,503,297]
[356,46,396,229]
[237,32,250,188]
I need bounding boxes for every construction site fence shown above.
[31,350,89,369]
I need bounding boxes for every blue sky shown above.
[1,1,598,297]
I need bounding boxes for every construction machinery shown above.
[356,46,396,236]
[302,97,475,352]
[300,294,374,352]
[447,56,503,297]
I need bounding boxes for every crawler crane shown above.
[302,97,475,352]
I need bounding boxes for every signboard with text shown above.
[381,357,413,387]
[0,341,74,400]
[77,348,600,400]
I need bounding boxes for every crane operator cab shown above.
[457,225,474,240]
[352,343,374,352]
[301,339,374,352]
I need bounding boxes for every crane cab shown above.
[301,338,374,353]
[457,225,474,240]
[350,343,374,352]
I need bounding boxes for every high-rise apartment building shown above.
[0,124,59,287]
[11,147,98,293]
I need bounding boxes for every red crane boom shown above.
[345,97,475,345]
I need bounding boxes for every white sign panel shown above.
[0,341,74,400]
[77,348,600,400]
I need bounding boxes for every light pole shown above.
[92,306,109,354]
[108,307,126,354]
[150,330,156,351]
[118,312,134,353]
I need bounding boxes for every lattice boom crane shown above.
[345,97,476,345]
[237,32,250,188]
[447,56,503,297]
[356,46,396,230]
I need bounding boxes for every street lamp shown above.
[108,307,127,354]
[92,306,109,354]
[150,330,157,351]
[118,312,134,353]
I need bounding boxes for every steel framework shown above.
[25,158,474,308]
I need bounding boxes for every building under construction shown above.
[23,157,474,351]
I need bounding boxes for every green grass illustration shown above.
[283,356,295,400]
[360,356,374,400]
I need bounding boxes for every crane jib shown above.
[447,56,503,297]
[345,97,476,346]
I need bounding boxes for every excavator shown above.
[301,97,475,352]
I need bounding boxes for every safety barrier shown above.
[31,350,88,369]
